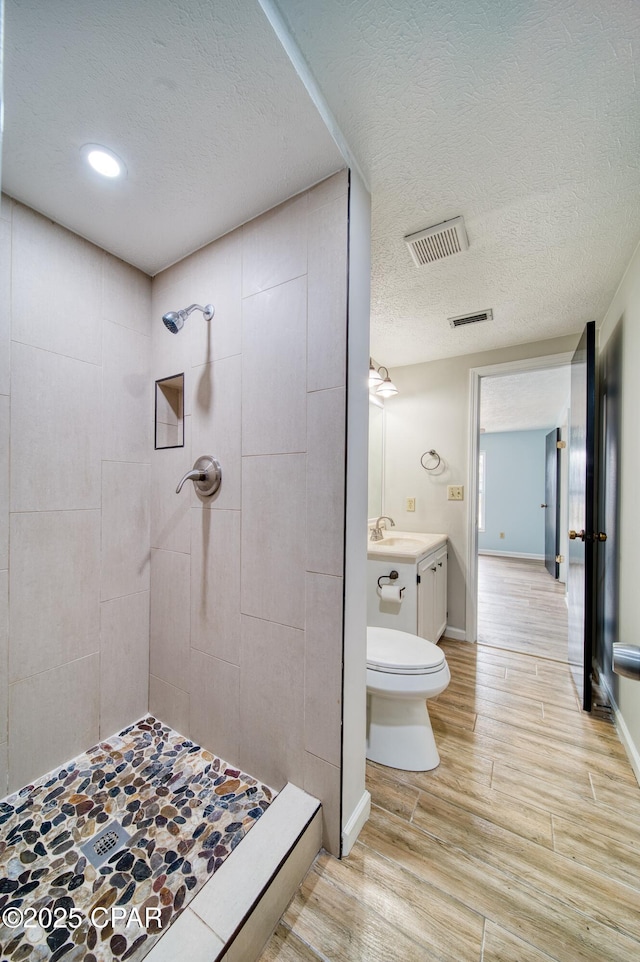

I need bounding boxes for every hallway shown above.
[260,640,640,961]
[478,555,568,662]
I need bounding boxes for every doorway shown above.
[468,355,572,662]
[477,555,568,660]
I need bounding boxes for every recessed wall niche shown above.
[155,373,184,449]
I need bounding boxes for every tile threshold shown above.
[146,783,322,962]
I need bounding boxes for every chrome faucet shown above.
[370,516,395,542]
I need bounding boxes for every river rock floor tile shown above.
[0,716,274,961]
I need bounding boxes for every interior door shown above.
[568,321,597,711]
[597,320,621,690]
[544,428,561,579]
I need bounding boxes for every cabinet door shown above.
[417,553,438,642]
[434,547,448,640]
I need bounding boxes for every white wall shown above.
[599,238,640,776]
[0,196,151,793]
[342,169,371,855]
[383,334,579,638]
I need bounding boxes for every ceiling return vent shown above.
[404,216,469,267]
[448,309,493,329]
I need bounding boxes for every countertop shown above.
[367,530,447,562]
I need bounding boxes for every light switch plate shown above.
[447,485,464,501]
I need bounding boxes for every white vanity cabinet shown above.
[367,532,448,643]
[417,544,448,643]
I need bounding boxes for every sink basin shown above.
[376,537,423,547]
[367,530,448,560]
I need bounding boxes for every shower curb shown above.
[145,782,322,961]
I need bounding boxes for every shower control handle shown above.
[176,456,222,497]
[176,469,206,492]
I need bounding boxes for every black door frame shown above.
[568,321,597,712]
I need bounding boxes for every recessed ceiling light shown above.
[81,144,126,179]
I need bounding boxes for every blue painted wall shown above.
[478,429,548,555]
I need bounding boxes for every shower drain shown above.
[80,819,131,869]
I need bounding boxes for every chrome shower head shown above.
[162,311,184,334]
[162,303,214,334]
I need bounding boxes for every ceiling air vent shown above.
[448,309,493,329]
[404,216,469,267]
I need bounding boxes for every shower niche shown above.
[155,372,184,449]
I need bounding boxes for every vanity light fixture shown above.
[376,367,398,398]
[81,144,126,179]
[368,358,383,387]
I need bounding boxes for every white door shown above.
[417,552,438,641]
[434,546,447,640]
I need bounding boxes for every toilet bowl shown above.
[366,626,450,771]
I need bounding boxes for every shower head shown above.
[162,311,184,334]
[162,303,214,334]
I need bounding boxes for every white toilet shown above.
[366,626,451,771]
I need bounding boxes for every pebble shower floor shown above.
[0,717,274,961]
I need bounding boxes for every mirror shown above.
[155,373,184,449]
[368,396,384,520]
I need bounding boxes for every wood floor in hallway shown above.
[259,640,640,962]
[477,554,568,662]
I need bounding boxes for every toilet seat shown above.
[367,626,445,674]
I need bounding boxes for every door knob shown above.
[568,530,607,542]
[176,456,222,497]
[540,503,548,508]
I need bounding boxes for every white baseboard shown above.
[341,789,371,857]
[478,549,545,561]
[443,626,467,642]
[599,675,640,787]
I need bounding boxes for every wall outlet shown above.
[406,497,416,512]
[447,485,464,501]
[500,531,505,539]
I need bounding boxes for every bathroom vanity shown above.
[367,532,448,643]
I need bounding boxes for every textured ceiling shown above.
[2,0,344,275]
[480,366,571,433]
[276,0,640,365]
[4,1,640,360]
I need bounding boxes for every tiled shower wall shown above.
[149,171,349,854]
[0,170,349,854]
[0,195,152,793]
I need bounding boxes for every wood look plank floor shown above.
[259,569,640,962]
[477,555,568,662]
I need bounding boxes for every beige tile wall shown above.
[0,198,152,794]
[149,170,349,853]
[0,202,9,787]
[1,174,349,855]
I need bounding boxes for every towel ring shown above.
[421,449,441,471]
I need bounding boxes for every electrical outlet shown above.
[406,497,416,512]
[447,485,464,501]
[500,531,505,539]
